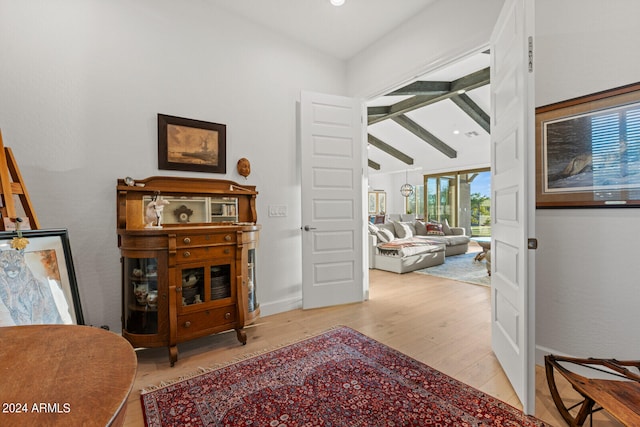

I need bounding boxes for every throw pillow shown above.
[414,220,427,236]
[367,223,379,235]
[442,218,452,235]
[426,223,445,236]
[376,228,395,243]
[379,222,396,236]
[393,221,414,239]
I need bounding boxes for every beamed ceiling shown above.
[367,51,491,176]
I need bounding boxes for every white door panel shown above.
[490,0,536,414]
[300,91,364,309]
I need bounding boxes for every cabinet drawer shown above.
[177,233,236,247]
[177,306,236,334]
[177,245,234,262]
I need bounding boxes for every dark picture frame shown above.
[536,82,640,208]
[0,228,84,326]
[158,114,226,173]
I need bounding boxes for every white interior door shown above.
[490,0,536,414]
[299,91,365,309]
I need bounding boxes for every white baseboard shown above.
[258,296,302,317]
[536,344,571,366]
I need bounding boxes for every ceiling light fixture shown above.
[330,0,345,6]
[400,170,414,198]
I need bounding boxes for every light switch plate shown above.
[268,205,287,217]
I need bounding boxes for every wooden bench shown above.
[545,354,640,426]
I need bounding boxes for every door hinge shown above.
[528,36,533,73]
[527,238,538,250]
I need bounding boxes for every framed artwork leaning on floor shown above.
[0,228,83,326]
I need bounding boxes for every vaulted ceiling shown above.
[367,51,491,176]
[207,0,491,176]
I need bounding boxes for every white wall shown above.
[347,0,505,99]
[0,0,345,329]
[534,0,640,361]
[369,170,423,216]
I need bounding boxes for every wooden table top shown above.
[0,324,137,427]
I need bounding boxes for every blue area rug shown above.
[414,252,490,287]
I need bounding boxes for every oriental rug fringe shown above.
[141,326,547,426]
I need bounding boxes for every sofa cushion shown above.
[416,234,470,247]
[377,239,443,257]
[376,228,395,243]
[393,221,415,239]
[441,235,470,246]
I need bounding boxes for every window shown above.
[424,168,490,236]
[405,184,423,218]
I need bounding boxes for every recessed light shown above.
[457,89,466,95]
[330,0,345,6]
[453,129,460,135]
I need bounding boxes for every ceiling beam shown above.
[367,106,389,118]
[391,114,457,159]
[367,134,414,165]
[450,93,490,133]
[450,67,490,93]
[368,159,380,170]
[367,67,490,125]
[388,81,450,96]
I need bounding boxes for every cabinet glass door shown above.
[180,266,205,306]
[210,264,231,300]
[210,197,238,223]
[247,249,257,313]
[179,262,233,312]
[123,257,159,334]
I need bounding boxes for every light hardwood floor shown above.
[124,253,622,426]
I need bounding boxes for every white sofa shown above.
[368,219,470,273]
[369,234,445,273]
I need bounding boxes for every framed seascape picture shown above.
[0,229,84,326]
[536,82,640,207]
[158,113,227,173]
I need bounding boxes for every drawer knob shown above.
[184,321,191,328]
[183,237,191,244]
[224,312,231,320]
[224,248,230,254]
[183,251,191,258]
[224,235,232,241]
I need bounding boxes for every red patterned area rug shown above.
[141,326,548,426]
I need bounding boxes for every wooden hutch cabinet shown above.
[116,176,260,365]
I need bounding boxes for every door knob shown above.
[303,225,317,231]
